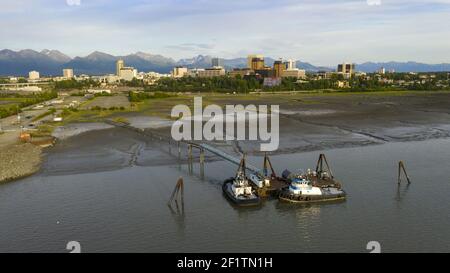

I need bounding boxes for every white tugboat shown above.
[222,156,261,206]
[279,174,346,203]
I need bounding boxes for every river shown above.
[1,134,449,253]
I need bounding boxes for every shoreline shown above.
[0,143,42,184]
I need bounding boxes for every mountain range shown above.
[1,49,450,76]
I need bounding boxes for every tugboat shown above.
[279,174,346,203]
[222,155,261,206]
[282,154,343,189]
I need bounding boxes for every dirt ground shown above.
[81,95,131,110]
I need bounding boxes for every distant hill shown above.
[0,49,68,76]
[1,49,450,76]
[357,62,450,73]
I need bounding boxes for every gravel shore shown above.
[0,143,42,183]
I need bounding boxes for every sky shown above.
[1,0,450,65]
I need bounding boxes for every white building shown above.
[282,69,306,79]
[63,69,74,79]
[119,67,138,81]
[14,86,42,92]
[284,59,296,70]
[377,67,386,75]
[29,71,40,80]
[87,89,112,94]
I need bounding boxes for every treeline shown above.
[54,79,100,90]
[0,91,58,118]
[146,76,262,93]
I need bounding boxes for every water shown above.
[0,138,449,253]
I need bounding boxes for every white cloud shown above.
[66,0,81,6]
[367,0,382,6]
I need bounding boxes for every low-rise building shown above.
[29,71,40,80]
[197,67,226,78]
[172,67,188,78]
[119,67,137,81]
[281,69,306,79]
[336,81,350,88]
[228,68,254,78]
[263,77,282,87]
[63,68,74,79]
[87,89,112,94]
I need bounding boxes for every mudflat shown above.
[40,91,450,175]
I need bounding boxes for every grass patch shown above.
[30,124,55,138]
[112,117,129,124]
[31,108,56,122]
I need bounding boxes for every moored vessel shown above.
[279,174,346,203]
[222,156,261,206]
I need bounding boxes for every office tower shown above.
[116,59,125,76]
[337,63,356,74]
[247,54,264,69]
[274,60,285,78]
[212,57,224,68]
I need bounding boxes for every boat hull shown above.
[222,179,261,207]
[279,188,346,204]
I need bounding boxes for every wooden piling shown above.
[398,161,411,185]
[168,177,184,206]
[200,149,205,180]
[188,144,193,161]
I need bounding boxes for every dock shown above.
[104,119,288,195]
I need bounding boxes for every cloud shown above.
[66,0,81,6]
[367,0,382,6]
[166,43,216,51]
[1,0,450,64]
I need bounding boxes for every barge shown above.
[247,153,289,198]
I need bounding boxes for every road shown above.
[0,94,85,147]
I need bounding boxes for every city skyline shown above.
[1,0,450,66]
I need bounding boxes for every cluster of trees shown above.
[54,79,100,90]
[0,91,57,118]
[144,72,450,93]
[147,76,262,93]
[90,106,126,111]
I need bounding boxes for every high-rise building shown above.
[29,71,40,80]
[116,59,125,76]
[247,54,264,69]
[337,63,355,74]
[273,60,285,78]
[63,69,74,79]
[211,58,224,68]
[251,57,265,71]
